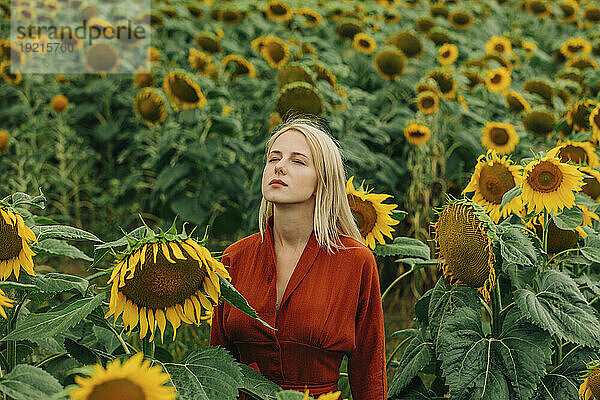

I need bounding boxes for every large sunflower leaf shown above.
[438,307,551,400]
[2,292,105,342]
[513,270,600,347]
[388,329,434,397]
[275,391,305,400]
[31,225,102,242]
[497,226,538,267]
[372,237,431,259]
[19,272,89,295]
[428,277,480,350]
[389,376,433,400]
[550,207,583,230]
[163,346,242,400]
[238,363,280,400]
[32,239,92,261]
[0,364,62,400]
[218,275,275,330]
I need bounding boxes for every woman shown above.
[210,118,387,399]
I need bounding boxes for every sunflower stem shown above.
[381,267,416,304]
[543,210,550,266]
[106,325,131,355]
[491,280,502,338]
[553,336,563,367]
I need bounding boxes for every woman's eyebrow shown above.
[269,150,309,159]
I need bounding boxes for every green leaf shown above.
[389,376,432,400]
[0,364,62,400]
[2,293,105,342]
[239,363,280,400]
[32,239,93,261]
[550,206,584,230]
[428,277,480,350]
[388,330,434,397]
[581,232,600,263]
[438,307,551,400]
[7,190,46,209]
[31,225,102,242]
[276,391,306,400]
[163,346,243,400]
[373,237,431,259]
[513,270,600,347]
[24,273,89,295]
[218,275,275,331]
[500,185,522,211]
[154,164,191,193]
[498,226,538,267]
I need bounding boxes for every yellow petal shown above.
[184,298,198,325]
[139,245,147,268]
[161,242,175,263]
[190,295,203,322]
[196,291,213,311]
[165,306,180,340]
[153,242,159,263]
[176,303,194,324]
[139,307,148,339]
[155,309,166,342]
[203,278,219,302]
[147,308,155,342]
[169,242,187,260]
[179,242,200,261]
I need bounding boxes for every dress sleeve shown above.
[209,251,240,361]
[347,251,387,400]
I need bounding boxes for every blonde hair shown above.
[258,116,364,254]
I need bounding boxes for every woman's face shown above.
[262,129,318,205]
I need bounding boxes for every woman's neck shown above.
[271,203,314,249]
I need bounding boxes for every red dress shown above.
[210,215,387,399]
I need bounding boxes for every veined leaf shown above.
[276,391,306,400]
[239,363,280,400]
[550,207,583,230]
[373,237,431,259]
[31,225,101,242]
[513,270,600,347]
[0,364,62,400]
[439,307,551,400]
[500,185,522,211]
[388,329,434,397]
[163,347,243,400]
[218,275,275,331]
[32,239,92,261]
[388,376,432,400]
[22,273,89,295]
[498,226,538,267]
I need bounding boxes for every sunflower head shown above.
[526,213,580,254]
[276,81,323,117]
[277,63,315,88]
[481,53,513,70]
[0,40,26,67]
[346,176,399,250]
[221,54,257,79]
[486,36,512,56]
[69,352,177,400]
[521,148,585,215]
[50,94,68,112]
[485,67,511,93]
[133,88,167,127]
[336,18,363,40]
[0,130,9,154]
[373,48,406,81]
[560,37,592,59]
[404,122,431,146]
[590,104,600,141]
[461,70,483,91]
[162,71,207,111]
[85,43,119,73]
[434,198,497,302]
[526,0,551,17]
[566,57,599,71]
[193,31,221,54]
[415,17,435,33]
[559,0,579,22]
[552,141,600,167]
[580,166,600,200]
[260,37,290,69]
[294,7,322,27]
[579,361,600,400]
[481,122,519,155]
[427,27,453,46]
[0,61,21,85]
[523,109,556,137]
[265,0,292,22]
[438,43,458,65]
[312,62,336,88]
[429,3,449,19]
[567,100,596,132]
[417,91,439,115]
[503,89,531,113]
[449,10,474,29]
[385,31,423,58]
[381,8,401,24]
[188,48,217,79]
[425,69,456,99]
[352,32,377,55]
[269,112,282,131]
[0,204,37,280]
[583,6,600,26]
[105,220,231,343]
[220,8,244,24]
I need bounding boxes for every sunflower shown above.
[425,69,456,100]
[374,48,406,81]
[523,79,554,105]
[0,61,22,85]
[193,31,221,54]
[521,41,538,57]
[415,80,439,95]
[523,109,556,137]
[485,36,512,56]
[555,87,572,107]
[560,37,592,59]
[559,0,579,23]
[434,198,497,302]
[0,41,25,67]
[381,8,401,24]
[69,353,176,400]
[385,31,423,58]
[276,81,323,117]
[429,3,449,19]
[521,148,584,215]
[526,213,580,253]
[567,100,596,132]
[590,104,600,140]
[427,28,453,46]
[580,166,600,200]
[0,290,13,319]
[312,62,336,88]
[526,0,551,17]
[260,37,290,69]
[17,6,34,22]
[0,205,36,280]
[221,54,256,79]
[80,4,97,20]
[265,0,292,22]
[185,3,204,18]
[404,122,431,146]
[345,176,398,250]
[481,122,519,155]
[336,19,362,40]
[552,141,600,167]
[85,43,118,73]
[417,91,439,115]
[0,130,9,154]
[294,7,322,27]
[503,89,531,113]
[87,17,113,37]
[448,10,474,29]
[277,63,314,88]
[462,70,483,91]
[105,230,230,342]
[415,17,435,33]
[147,46,161,63]
[51,94,68,112]
[220,9,244,24]
[437,43,458,65]
[557,68,585,90]
[352,32,376,55]
[133,88,167,127]
[162,71,206,111]
[565,57,599,71]
[485,67,511,93]
[463,151,523,223]
[133,66,154,88]
[583,6,600,26]
[579,361,600,400]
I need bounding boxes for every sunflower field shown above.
[2,0,600,398]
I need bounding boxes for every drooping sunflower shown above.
[374,48,406,81]
[579,361,600,400]
[521,40,538,57]
[521,148,585,215]
[0,61,22,85]
[525,211,581,253]
[417,91,439,115]
[481,122,519,155]
[385,31,423,58]
[265,0,293,22]
[147,46,161,63]
[69,352,177,400]
[523,79,554,106]
[277,63,314,88]
[557,68,585,91]
[526,0,552,18]
[193,31,221,54]
[463,151,523,223]
[221,54,257,79]
[276,81,323,117]
[558,0,579,23]
[523,109,556,137]
[105,226,231,342]
[481,52,513,70]
[294,7,322,27]
[51,94,68,113]
[312,62,336,88]
[381,8,401,24]
[560,37,592,59]
[415,17,435,33]
[583,6,600,27]
[590,104,600,141]
[133,88,167,127]
[87,17,113,37]
[346,176,399,250]
[567,100,597,132]
[566,57,599,71]
[133,66,153,88]
[0,40,26,67]
[580,166,600,200]
[462,70,483,91]
[0,130,9,154]
[485,36,512,56]
[85,43,119,73]
[352,33,376,55]
[0,205,36,280]
[220,9,244,24]
[260,37,290,69]
[427,27,453,46]
[448,10,474,29]
[503,89,531,113]
[187,48,217,79]
[437,43,458,65]
[485,67,511,93]
[434,198,497,302]
[552,141,600,167]
[429,3,449,19]
[162,71,207,111]
[404,122,431,146]
[336,19,363,40]
[425,69,456,100]
[185,3,204,18]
